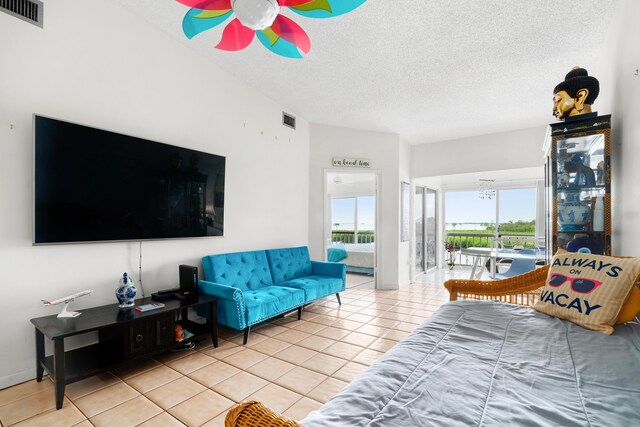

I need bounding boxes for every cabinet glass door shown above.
[546,115,612,259]
[553,132,608,255]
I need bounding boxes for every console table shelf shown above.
[31,294,218,409]
[40,342,120,384]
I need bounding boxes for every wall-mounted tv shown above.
[34,115,225,244]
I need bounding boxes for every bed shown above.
[327,243,374,275]
[224,265,640,426]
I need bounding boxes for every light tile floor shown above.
[0,268,471,427]
[345,272,374,289]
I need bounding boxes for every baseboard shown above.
[0,368,37,390]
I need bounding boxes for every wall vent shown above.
[1,0,43,28]
[282,112,296,130]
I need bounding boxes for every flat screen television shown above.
[34,115,225,244]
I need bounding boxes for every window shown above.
[331,196,375,243]
[331,198,355,231]
[445,187,537,263]
[497,188,536,235]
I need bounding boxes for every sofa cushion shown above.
[202,250,273,292]
[266,246,313,284]
[243,286,305,325]
[277,276,344,301]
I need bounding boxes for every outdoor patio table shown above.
[460,247,545,280]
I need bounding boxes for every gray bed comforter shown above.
[302,301,640,426]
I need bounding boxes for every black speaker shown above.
[179,265,198,295]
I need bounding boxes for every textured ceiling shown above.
[115,0,618,144]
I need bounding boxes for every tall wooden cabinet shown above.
[544,114,612,260]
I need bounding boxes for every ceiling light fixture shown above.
[232,0,280,30]
[177,0,367,59]
[478,179,496,200]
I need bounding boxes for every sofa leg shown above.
[336,293,342,305]
[297,306,302,320]
[243,326,251,345]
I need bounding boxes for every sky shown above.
[332,196,375,230]
[445,188,536,224]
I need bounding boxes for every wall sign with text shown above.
[332,158,371,168]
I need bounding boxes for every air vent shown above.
[1,0,43,28]
[282,112,296,130]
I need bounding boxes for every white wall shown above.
[411,126,547,178]
[0,0,310,388]
[599,0,640,256]
[308,124,407,289]
[398,140,412,286]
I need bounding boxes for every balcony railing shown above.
[332,231,375,244]
[445,233,493,265]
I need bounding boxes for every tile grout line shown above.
[2,276,450,425]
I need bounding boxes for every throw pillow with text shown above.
[533,251,640,334]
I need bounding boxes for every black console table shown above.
[31,294,218,409]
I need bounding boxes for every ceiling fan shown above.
[176,0,368,58]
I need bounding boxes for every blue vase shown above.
[115,272,137,308]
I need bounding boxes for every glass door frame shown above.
[415,186,438,275]
[415,186,425,274]
[425,188,437,270]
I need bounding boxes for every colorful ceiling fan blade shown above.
[289,0,366,18]
[182,8,233,39]
[287,0,331,12]
[257,29,304,59]
[176,0,232,11]
[270,14,311,54]
[278,0,316,6]
[216,19,256,51]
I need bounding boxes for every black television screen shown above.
[34,115,225,244]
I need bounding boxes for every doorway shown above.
[325,172,378,289]
[415,186,437,274]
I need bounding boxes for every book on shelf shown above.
[135,302,165,312]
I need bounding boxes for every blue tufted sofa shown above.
[198,246,346,344]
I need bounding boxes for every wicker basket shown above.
[225,401,303,427]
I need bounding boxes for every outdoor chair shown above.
[493,248,538,280]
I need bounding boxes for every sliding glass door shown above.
[415,187,424,273]
[425,188,437,270]
[416,186,438,273]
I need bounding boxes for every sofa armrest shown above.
[311,261,346,280]
[199,279,243,301]
[444,264,550,306]
[198,280,246,329]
